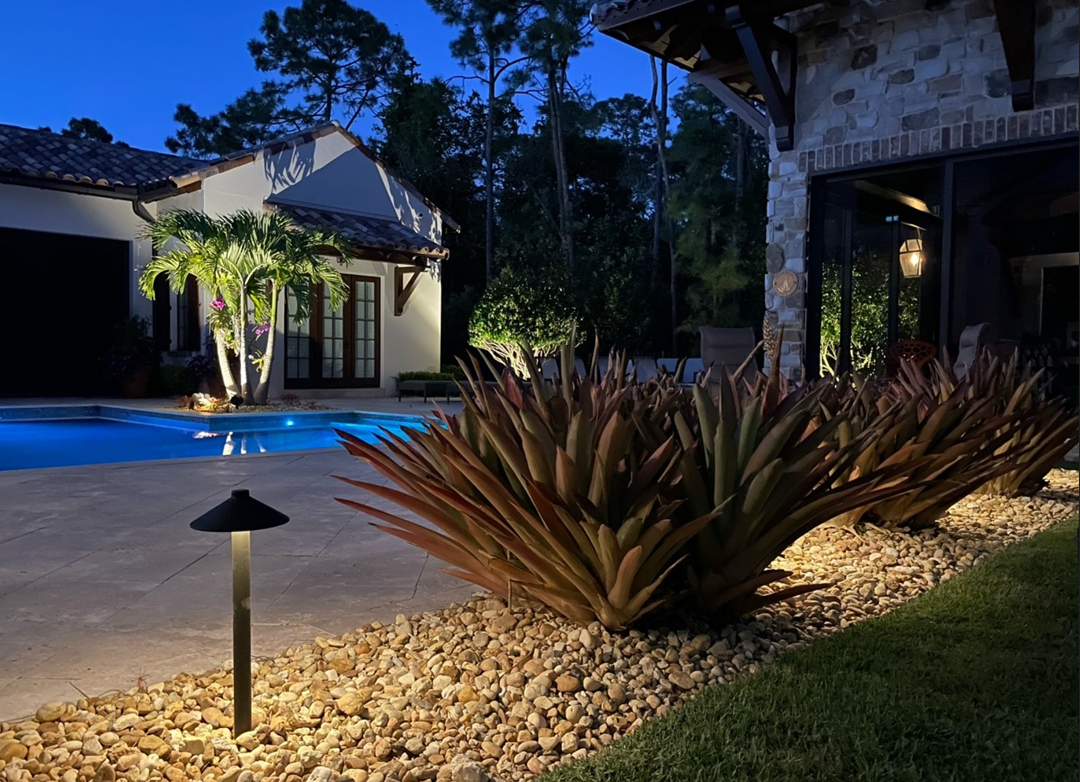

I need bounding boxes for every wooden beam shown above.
[394,265,425,316]
[992,0,1035,111]
[726,5,798,151]
[688,69,769,138]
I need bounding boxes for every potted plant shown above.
[99,316,160,398]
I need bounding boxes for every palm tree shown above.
[139,209,352,405]
[233,210,352,404]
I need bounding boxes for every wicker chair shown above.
[886,339,937,375]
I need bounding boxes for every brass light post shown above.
[190,489,289,736]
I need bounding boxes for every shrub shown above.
[905,351,1079,497]
[336,348,716,630]
[663,363,919,615]
[159,364,198,396]
[468,265,580,376]
[821,376,1026,529]
[397,371,459,382]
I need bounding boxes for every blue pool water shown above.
[0,407,426,471]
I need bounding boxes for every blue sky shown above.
[0,0,654,153]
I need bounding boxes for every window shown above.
[285,274,380,388]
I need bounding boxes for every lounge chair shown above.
[633,357,658,382]
[954,323,989,379]
[700,326,758,378]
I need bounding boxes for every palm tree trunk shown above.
[238,289,253,404]
[214,329,240,398]
[253,283,279,405]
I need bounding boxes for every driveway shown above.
[0,444,476,720]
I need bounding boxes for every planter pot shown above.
[121,367,153,398]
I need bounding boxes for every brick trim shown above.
[798,103,1079,174]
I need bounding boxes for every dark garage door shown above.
[0,227,130,397]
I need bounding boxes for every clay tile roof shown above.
[271,202,449,260]
[0,124,205,189]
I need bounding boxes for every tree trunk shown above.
[214,329,240,399]
[733,119,747,248]
[649,58,662,286]
[653,61,676,354]
[253,282,279,405]
[485,56,497,284]
[547,67,574,273]
[238,289,253,404]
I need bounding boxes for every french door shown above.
[285,275,380,388]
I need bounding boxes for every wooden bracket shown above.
[394,265,425,316]
[992,0,1035,111]
[726,5,797,151]
[689,65,770,138]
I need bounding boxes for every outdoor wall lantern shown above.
[899,233,925,278]
[191,489,289,736]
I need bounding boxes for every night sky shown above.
[0,0,655,153]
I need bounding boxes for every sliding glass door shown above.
[809,166,943,377]
[285,274,381,388]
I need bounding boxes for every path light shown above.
[191,489,289,736]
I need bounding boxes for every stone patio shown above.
[0,399,473,720]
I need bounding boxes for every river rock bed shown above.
[1,470,1075,782]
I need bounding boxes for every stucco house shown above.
[596,0,1079,388]
[0,121,453,398]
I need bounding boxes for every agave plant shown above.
[665,362,918,615]
[334,346,717,629]
[893,351,1078,497]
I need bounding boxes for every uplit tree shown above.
[139,210,351,404]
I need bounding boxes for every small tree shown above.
[139,209,350,404]
[468,264,578,375]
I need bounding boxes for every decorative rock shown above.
[0,740,27,763]
[1,471,1073,782]
[669,672,695,691]
[555,674,581,693]
[35,702,68,723]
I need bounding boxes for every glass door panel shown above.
[322,287,345,379]
[354,279,377,380]
[285,275,379,388]
[285,289,311,380]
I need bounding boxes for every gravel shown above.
[1,470,1075,782]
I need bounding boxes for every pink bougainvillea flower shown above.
[254,322,271,336]
[211,298,226,311]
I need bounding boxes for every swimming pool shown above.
[0,406,427,471]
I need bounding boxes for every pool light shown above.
[190,489,289,736]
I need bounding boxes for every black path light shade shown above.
[191,489,289,736]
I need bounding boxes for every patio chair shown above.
[699,326,758,378]
[633,357,658,382]
[886,339,937,375]
[953,323,989,380]
[680,358,704,386]
[657,357,679,377]
[541,358,559,380]
[575,358,587,378]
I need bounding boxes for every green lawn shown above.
[544,516,1080,782]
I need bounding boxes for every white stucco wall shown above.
[0,183,156,320]
[155,128,445,397]
[1,126,445,398]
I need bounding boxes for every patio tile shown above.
[0,678,85,722]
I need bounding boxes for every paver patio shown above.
[0,399,473,720]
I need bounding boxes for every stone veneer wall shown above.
[764,0,1080,382]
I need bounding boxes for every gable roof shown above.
[271,201,448,260]
[0,121,458,230]
[0,123,202,189]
